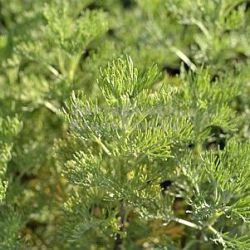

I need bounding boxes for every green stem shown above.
[172,218,202,230]
[114,200,126,250]
[208,225,226,247]
[93,135,112,156]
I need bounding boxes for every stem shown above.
[47,65,64,81]
[69,53,81,83]
[93,135,112,156]
[195,231,202,250]
[208,225,226,247]
[113,200,126,250]
[169,46,197,72]
[191,19,211,39]
[43,101,59,114]
[172,218,202,230]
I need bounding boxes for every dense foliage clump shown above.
[0,1,250,249]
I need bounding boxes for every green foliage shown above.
[60,55,249,249]
[0,0,250,249]
[0,116,22,249]
[0,116,22,199]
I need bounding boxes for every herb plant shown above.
[0,1,249,249]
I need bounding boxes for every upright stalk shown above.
[113,200,126,250]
